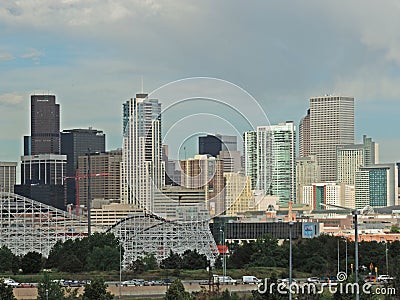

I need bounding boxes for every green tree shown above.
[86,245,119,271]
[164,279,190,300]
[0,246,16,272]
[46,232,120,272]
[20,251,43,273]
[81,278,113,300]
[181,249,208,270]
[36,272,78,300]
[0,279,16,300]
[160,250,183,269]
[129,259,145,274]
[141,252,158,270]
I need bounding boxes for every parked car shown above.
[377,275,394,282]
[364,275,376,282]
[3,278,20,287]
[162,278,174,285]
[278,278,297,283]
[242,276,262,284]
[218,276,237,285]
[307,277,320,283]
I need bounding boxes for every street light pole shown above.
[289,221,293,300]
[87,148,91,236]
[345,238,348,275]
[119,228,122,299]
[385,242,389,275]
[337,239,340,274]
[354,210,359,300]
[220,228,226,279]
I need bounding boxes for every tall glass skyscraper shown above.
[256,122,296,204]
[121,93,164,211]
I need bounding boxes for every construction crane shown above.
[64,170,109,216]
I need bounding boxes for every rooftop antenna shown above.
[141,76,144,93]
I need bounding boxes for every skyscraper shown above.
[309,96,354,181]
[78,149,122,207]
[121,93,164,211]
[243,131,257,189]
[16,94,65,209]
[180,155,224,216]
[355,164,398,208]
[256,122,296,204]
[0,162,17,193]
[296,155,320,204]
[29,94,60,155]
[336,135,378,185]
[61,128,106,205]
[299,109,310,157]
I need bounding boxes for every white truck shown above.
[242,276,262,284]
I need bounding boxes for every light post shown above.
[337,239,340,274]
[289,221,293,300]
[322,203,359,300]
[119,228,122,299]
[46,289,48,300]
[345,238,348,275]
[87,148,91,236]
[385,242,389,275]
[220,228,226,280]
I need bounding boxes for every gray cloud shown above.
[0,0,399,162]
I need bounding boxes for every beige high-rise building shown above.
[180,155,224,216]
[296,155,320,204]
[78,149,122,207]
[336,135,378,185]
[299,109,310,157]
[224,172,253,216]
[310,96,354,181]
[0,162,17,193]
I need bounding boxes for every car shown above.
[19,283,36,288]
[217,276,237,285]
[364,275,376,282]
[242,275,262,284]
[278,278,297,284]
[307,277,320,283]
[162,278,174,285]
[3,278,20,287]
[377,275,394,282]
[122,279,144,286]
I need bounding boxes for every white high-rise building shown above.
[121,93,164,211]
[310,96,354,181]
[256,122,296,204]
[243,131,257,189]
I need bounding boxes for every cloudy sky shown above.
[0,0,399,163]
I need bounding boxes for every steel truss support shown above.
[107,211,219,269]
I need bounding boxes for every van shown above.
[242,276,262,284]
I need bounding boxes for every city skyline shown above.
[0,1,399,164]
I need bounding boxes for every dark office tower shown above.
[61,128,106,205]
[199,134,237,157]
[30,94,60,155]
[199,135,221,157]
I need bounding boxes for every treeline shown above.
[227,234,400,278]
[0,233,120,274]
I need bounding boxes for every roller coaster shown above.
[0,192,218,267]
